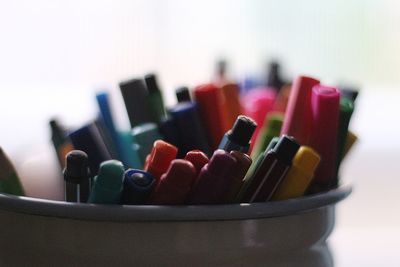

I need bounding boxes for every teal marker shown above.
[132,123,162,163]
[88,160,125,204]
[118,131,142,169]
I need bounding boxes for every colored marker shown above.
[63,150,90,203]
[223,151,252,203]
[218,115,257,154]
[175,86,192,103]
[117,131,142,169]
[241,87,276,151]
[266,61,285,92]
[220,83,243,128]
[188,150,237,204]
[0,147,25,196]
[272,146,320,201]
[281,76,320,145]
[69,122,112,176]
[184,150,209,176]
[342,131,358,160]
[132,123,162,164]
[88,160,125,204]
[150,159,196,205]
[96,92,141,169]
[272,84,291,113]
[335,97,354,181]
[121,169,155,205]
[169,102,211,157]
[49,119,74,168]
[251,112,284,160]
[193,83,228,149]
[144,140,178,182]
[309,85,340,189]
[119,78,153,127]
[144,73,166,123]
[339,87,359,102]
[158,117,180,148]
[241,135,300,203]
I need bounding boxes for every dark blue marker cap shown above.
[68,122,112,175]
[121,169,155,205]
[158,117,180,148]
[175,86,192,103]
[169,102,211,157]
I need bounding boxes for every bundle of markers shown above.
[0,63,358,205]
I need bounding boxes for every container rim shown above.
[0,184,352,222]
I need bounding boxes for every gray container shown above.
[0,184,351,267]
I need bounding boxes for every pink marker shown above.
[281,76,320,145]
[309,85,340,188]
[241,87,276,152]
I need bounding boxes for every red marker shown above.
[223,151,252,203]
[281,76,320,145]
[144,140,178,182]
[184,150,209,185]
[150,159,196,205]
[188,150,237,204]
[193,84,228,149]
[309,85,340,189]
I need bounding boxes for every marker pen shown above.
[188,150,237,204]
[236,136,279,202]
[193,83,228,149]
[309,85,340,189]
[342,131,358,160]
[117,131,142,169]
[241,135,299,203]
[251,112,283,160]
[272,84,291,113]
[144,140,178,182]
[220,83,243,128]
[223,151,252,203]
[150,159,196,205]
[241,87,276,151]
[96,92,141,169]
[218,115,257,154]
[49,119,73,168]
[335,97,354,181]
[281,76,320,145]
[132,123,162,164]
[272,146,320,201]
[88,160,125,204]
[144,73,166,123]
[184,150,209,175]
[69,122,112,176]
[158,117,180,147]
[266,61,285,92]
[119,78,153,127]
[175,86,192,103]
[121,169,155,205]
[0,147,25,196]
[169,102,210,157]
[339,87,359,102]
[63,150,90,203]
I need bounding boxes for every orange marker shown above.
[144,140,178,182]
[220,83,243,128]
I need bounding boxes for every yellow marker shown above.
[342,131,358,160]
[272,146,320,201]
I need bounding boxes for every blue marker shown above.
[169,102,210,157]
[88,160,125,204]
[132,123,162,164]
[121,169,155,205]
[158,117,180,148]
[96,92,142,169]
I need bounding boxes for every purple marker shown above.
[187,149,237,204]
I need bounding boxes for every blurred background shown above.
[0,0,399,266]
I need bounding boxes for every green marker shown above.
[335,97,354,182]
[0,147,25,196]
[144,74,166,124]
[132,123,162,164]
[236,137,279,202]
[88,160,125,204]
[251,113,284,161]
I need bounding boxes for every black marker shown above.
[63,150,90,203]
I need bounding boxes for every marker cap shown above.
[228,115,257,147]
[273,135,300,164]
[63,150,90,184]
[144,73,160,94]
[265,136,280,152]
[146,140,178,178]
[184,150,209,174]
[207,150,237,177]
[294,146,320,175]
[175,86,192,103]
[95,160,125,191]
